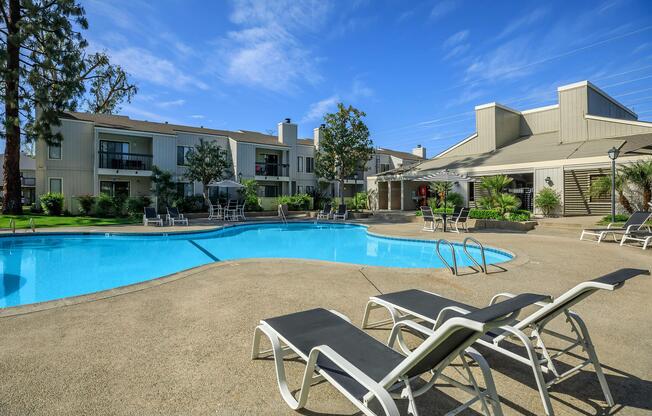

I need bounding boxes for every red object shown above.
[418,185,428,206]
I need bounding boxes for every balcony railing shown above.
[98,151,153,171]
[255,162,288,177]
[345,170,366,181]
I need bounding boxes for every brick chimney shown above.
[412,144,426,159]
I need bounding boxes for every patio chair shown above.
[446,207,470,233]
[208,200,222,220]
[333,204,347,220]
[420,206,441,232]
[620,229,652,250]
[166,206,189,226]
[253,293,547,416]
[225,200,238,221]
[361,268,650,416]
[580,211,652,243]
[317,202,332,220]
[143,207,163,226]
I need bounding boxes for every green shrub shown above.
[111,195,127,217]
[351,192,368,210]
[469,209,502,220]
[95,193,113,217]
[415,210,423,216]
[40,192,65,215]
[278,194,311,210]
[239,179,262,211]
[30,203,43,214]
[432,207,454,214]
[77,195,95,216]
[438,192,464,209]
[534,187,561,217]
[508,210,531,222]
[173,195,204,213]
[126,196,152,217]
[600,214,630,223]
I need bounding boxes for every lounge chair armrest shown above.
[606,223,614,229]
[490,292,551,307]
[308,345,400,416]
[390,319,435,340]
[625,224,644,234]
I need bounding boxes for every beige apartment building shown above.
[33,113,424,213]
[368,80,652,216]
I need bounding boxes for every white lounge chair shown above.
[253,294,546,416]
[580,211,651,243]
[620,229,652,249]
[361,268,649,416]
[166,206,188,226]
[333,204,347,220]
[420,206,440,232]
[446,207,470,233]
[143,207,163,226]
[317,202,332,220]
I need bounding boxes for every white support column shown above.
[400,180,404,211]
[388,182,393,210]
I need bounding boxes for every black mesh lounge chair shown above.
[446,207,470,233]
[166,206,188,226]
[361,268,650,416]
[253,294,547,416]
[420,206,441,232]
[333,204,347,220]
[620,229,652,250]
[580,211,651,243]
[143,207,163,226]
[317,202,332,220]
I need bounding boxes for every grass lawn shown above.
[0,214,138,229]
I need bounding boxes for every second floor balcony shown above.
[255,162,289,177]
[98,151,153,171]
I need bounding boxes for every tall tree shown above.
[183,139,231,202]
[314,103,373,204]
[81,52,137,114]
[1,0,88,214]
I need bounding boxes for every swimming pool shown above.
[0,222,513,308]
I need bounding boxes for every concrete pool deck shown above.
[0,218,650,415]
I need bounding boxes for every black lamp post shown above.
[607,146,620,223]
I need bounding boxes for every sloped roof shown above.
[60,112,287,147]
[376,147,423,160]
[378,131,652,176]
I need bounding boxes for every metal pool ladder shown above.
[436,237,488,276]
[278,204,287,224]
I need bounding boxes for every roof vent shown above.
[285,118,291,123]
[320,123,325,129]
[165,121,168,124]
[416,144,421,148]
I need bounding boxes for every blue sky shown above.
[80,0,652,155]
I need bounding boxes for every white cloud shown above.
[107,46,209,91]
[351,79,374,99]
[465,38,536,83]
[213,0,330,91]
[443,30,469,48]
[444,44,470,60]
[494,8,548,41]
[301,95,340,124]
[156,99,186,108]
[430,1,457,20]
[190,114,206,119]
[121,105,181,124]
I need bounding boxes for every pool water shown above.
[0,223,512,308]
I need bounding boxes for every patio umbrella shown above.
[207,179,244,201]
[413,170,475,232]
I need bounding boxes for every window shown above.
[589,175,610,202]
[469,183,475,202]
[306,185,315,194]
[48,142,62,159]
[380,163,390,173]
[306,157,314,173]
[176,182,193,197]
[99,181,130,198]
[297,156,304,172]
[177,146,193,166]
[262,185,279,197]
[297,185,304,194]
[49,178,62,193]
[100,140,128,154]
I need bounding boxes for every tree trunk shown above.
[2,0,23,214]
[339,179,345,205]
[618,192,633,214]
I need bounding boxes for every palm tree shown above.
[429,182,452,206]
[491,193,521,217]
[620,160,652,210]
[589,173,633,214]
[480,175,513,198]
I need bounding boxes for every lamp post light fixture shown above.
[607,146,620,223]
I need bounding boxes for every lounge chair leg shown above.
[462,348,502,416]
[567,312,614,407]
[400,377,420,416]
